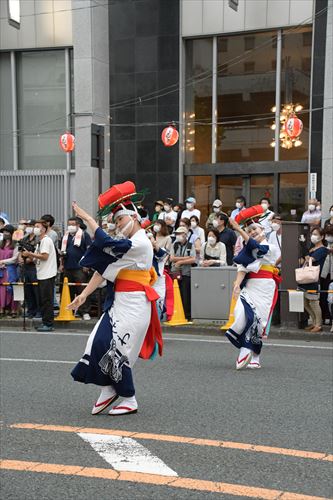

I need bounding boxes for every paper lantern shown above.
[284,116,303,140]
[59,132,75,153]
[161,126,179,147]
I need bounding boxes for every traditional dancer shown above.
[68,181,163,415]
[226,214,281,370]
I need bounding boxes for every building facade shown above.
[0,0,332,224]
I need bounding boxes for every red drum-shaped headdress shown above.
[235,205,265,226]
[97,181,148,218]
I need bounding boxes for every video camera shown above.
[18,240,35,253]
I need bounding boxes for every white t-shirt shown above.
[35,235,58,280]
[181,208,201,221]
[158,210,177,225]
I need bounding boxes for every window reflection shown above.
[280,27,312,160]
[217,176,243,215]
[278,173,308,220]
[217,31,276,163]
[250,175,274,206]
[17,51,67,170]
[185,39,212,164]
[185,176,212,222]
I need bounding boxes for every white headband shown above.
[113,203,141,222]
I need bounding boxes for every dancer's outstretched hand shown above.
[67,294,86,310]
[72,201,91,222]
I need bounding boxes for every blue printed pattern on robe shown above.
[233,237,269,267]
[225,289,263,355]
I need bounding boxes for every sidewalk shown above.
[0,317,332,342]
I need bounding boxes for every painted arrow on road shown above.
[78,432,178,477]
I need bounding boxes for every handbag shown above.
[295,257,320,284]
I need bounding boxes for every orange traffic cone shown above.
[164,279,188,326]
[55,277,80,321]
[220,293,237,331]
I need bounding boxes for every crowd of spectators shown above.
[0,196,332,331]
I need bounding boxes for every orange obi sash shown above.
[115,268,163,359]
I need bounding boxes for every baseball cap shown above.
[185,196,196,204]
[175,226,188,234]
[26,219,36,226]
[0,224,15,235]
[212,199,223,208]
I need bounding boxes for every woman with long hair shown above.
[0,225,19,317]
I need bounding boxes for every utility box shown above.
[191,266,237,321]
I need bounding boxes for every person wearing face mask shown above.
[323,204,333,232]
[205,199,223,229]
[213,213,237,266]
[231,196,247,219]
[152,200,164,222]
[268,214,282,268]
[301,199,321,226]
[17,219,41,319]
[158,198,177,228]
[258,197,274,237]
[299,227,329,332]
[59,217,92,321]
[170,226,196,321]
[200,229,226,267]
[153,220,172,257]
[67,181,163,417]
[225,218,281,369]
[320,228,333,327]
[0,225,19,317]
[21,221,58,331]
[189,216,205,245]
[181,196,201,222]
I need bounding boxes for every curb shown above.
[0,318,332,342]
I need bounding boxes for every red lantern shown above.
[59,132,75,152]
[161,126,179,147]
[284,116,303,139]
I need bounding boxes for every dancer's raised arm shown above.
[72,201,99,234]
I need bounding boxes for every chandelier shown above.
[270,104,303,149]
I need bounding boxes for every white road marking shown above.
[0,358,75,364]
[78,432,178,477]
[0,330,332,350]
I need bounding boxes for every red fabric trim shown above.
[115,279,163,359]
[112,406,135,411]
[164,271,174,321]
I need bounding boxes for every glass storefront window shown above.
[250,175,274,206]
[217,31,276,163]
[185,39,212,164]
[278,172,308,220]
[217,176,244,215]
[280,27,312,161]
[0,53,13,170]
[17,50,67,170]
[185,176,212,223]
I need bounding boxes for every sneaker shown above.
[82,313,91,321]
[36,324,54,332]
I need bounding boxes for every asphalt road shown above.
[0,328,332,500]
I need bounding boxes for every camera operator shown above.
[18,220,40,319]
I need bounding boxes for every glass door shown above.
[250,175,274,207]
[217,176,244,215]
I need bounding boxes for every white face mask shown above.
[175,235,185,243]
[261,203,269,211]
[163,205,170,212]
[190,221,197,229]
[310,234,321,244]
[325,236,333,243]
[271,222,280,232]
[18,224,25,231]
[235,202,242,209]
[308,204,316,212]
[212,219,219,228]
[208,236,216,245]
[213,207,220,213]
[67,225,77,234]
[330,210,333,217]
[186,203,194,210]
[0,233,3,242]
[153,224,161,233]
[25,227,33,234]
[33,227,41,236]
[107,222,116,231]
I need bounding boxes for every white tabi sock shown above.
[251,354,260,364]
[97,385,116,405]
